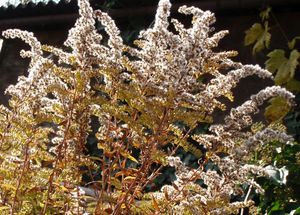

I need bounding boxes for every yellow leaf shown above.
[152,195,160,211]
[0,206,10,211]
[275,50,299,85]
[53,182,69,192]
[265,97,291,122]
[245,22,271,54]
[110,177,122,190]
[89,156,102,161]
[120,151,139,163]
[126,154,139,163]
[1,184,16,191]
[224,92,234,102]
[124,176,136,181]
[265,49,286,74]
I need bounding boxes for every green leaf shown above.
[275,50,300,85]
[289,207,300,215]
[265,49,286,74]
[286,78,300,92]
[260,7,271,21]
[288,36,300,49]
[266,49,300,85]
[264,97,291,122]
[244,22,271,54]
[245,23,263,46]
[268,200,284,214]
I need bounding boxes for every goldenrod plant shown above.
[0,0,295,214]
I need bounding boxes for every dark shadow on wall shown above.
[0,0,299,112]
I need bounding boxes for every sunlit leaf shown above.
[275,50,299,85]
[120,151,139,163]
[265,49,286,74]
[110,177,122,190]
[264,97,291,122]
[0,206,10,211]
[152,195,160,211]
[224,92,234,102]
[1,183,17,191]
[245,22,271,54]
[124,176,136,181]
[266,49,300,85]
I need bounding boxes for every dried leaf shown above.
[124,176,136,181]
[152,195,160,211]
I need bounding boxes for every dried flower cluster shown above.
[0,0,295,214]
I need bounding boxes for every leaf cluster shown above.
[0,0,295,214]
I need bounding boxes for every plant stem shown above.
[240,179,254,215]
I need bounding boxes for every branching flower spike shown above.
[0,0,294,214]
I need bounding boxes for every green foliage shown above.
[245,7,300,122]
[260,6,271,21]
[288,36,300,50]
[256,141,300,214]
[0,0,296,214]
[266,49,300,86]
[265,97,291,122]
[245,6,300,214]
[244,22,271,54]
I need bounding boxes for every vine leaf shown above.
[260,7,271,21]
[244,22,271,54]
[286,78,300,92]
[265,49,300,85]
[264,97,291,122]
[265,49,286,73]
[288,36,300,50]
